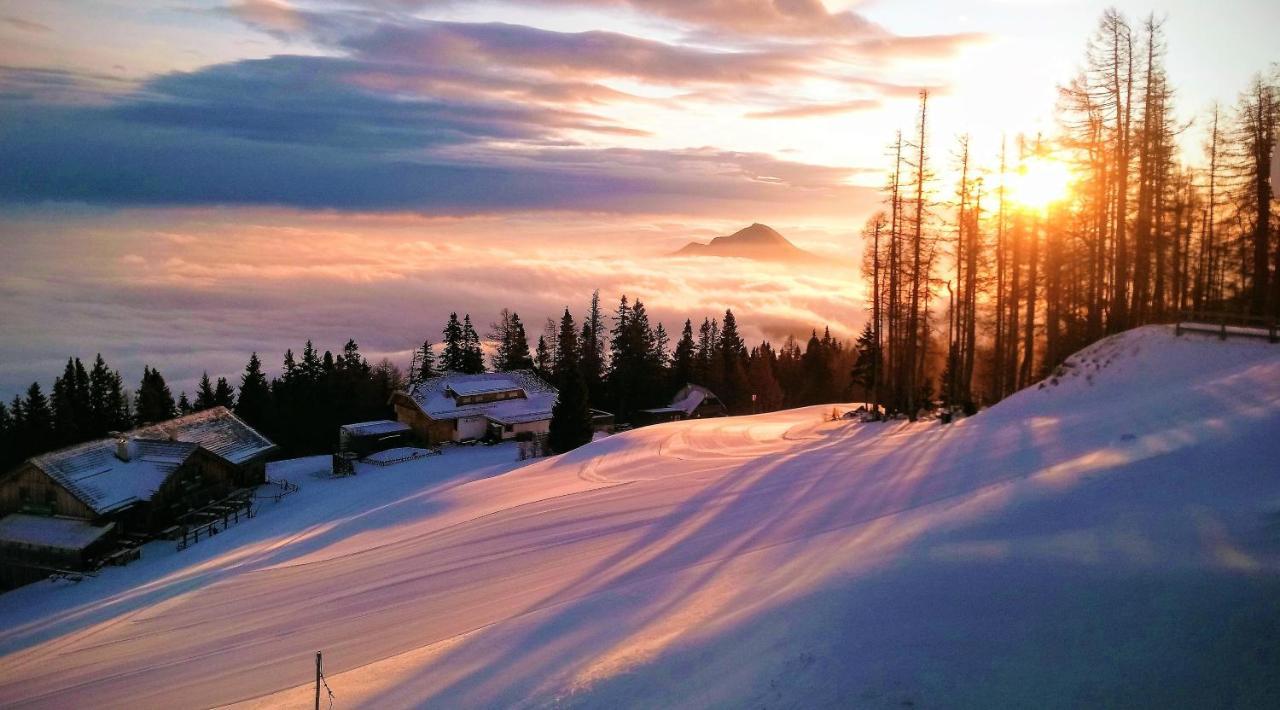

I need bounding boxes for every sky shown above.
[0,0,1276,400]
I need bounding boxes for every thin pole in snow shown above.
[315,651,322,710]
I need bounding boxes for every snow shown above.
[131,407,277,466]
[28,438,200,515]
[406,371,557,426]
[0,515,113,553]
[1,325,1278,708]
[339,420,411,437]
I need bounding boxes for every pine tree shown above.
[718,310,750,413]
[580,290,606,402]
[548,309,593,453]
[23,382,54,456]
[0,399,14,469]
[213,377,236,409]
[194,372,217,411]
[441,313,466,372]
[51,359,79,445]
[178,392,193,414]
[747,343,784,413]
[235,352,273,431]
[134,366,177,425]
[850,322,882,408]
[534,335,552,378]
[415,340,438,382]
[461,315,485,374]
[670,320,696,394]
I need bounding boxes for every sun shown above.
[1008,156,1072,211]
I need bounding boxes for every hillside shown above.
[672,223,820,262]
[0,326,1278,708]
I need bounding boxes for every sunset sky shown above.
[1,0,1276,398]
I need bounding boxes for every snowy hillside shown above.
[1,325,1278,708]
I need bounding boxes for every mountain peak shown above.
[672,223,816,262]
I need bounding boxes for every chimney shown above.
[115,437,131,462]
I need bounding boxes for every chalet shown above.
[391,371,557,444]
[0,408,278,589]
[130,406,278,486]
[634,384,728,426]
[0,435,237,588]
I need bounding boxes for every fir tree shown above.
[534,335,552,378]
[0,399,14,469]
[441,313,466,372]
[134,366,177,425]
[670,320,696,393]
[850,322,883,409]
[580,289,606,402]
[719,310,751,413]
[23,382,54,456]
[461,315,485,373]
[178,392,193,414]
[548,309,593,453]
[414,340,438,383]
[235,352,273,431]
[194,372,217,411]
[213,377,236,409]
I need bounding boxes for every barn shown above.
[634,384,728,426]
[390,371,557,445]
[130,407,279,486]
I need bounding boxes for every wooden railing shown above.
[1174,310,1279,343]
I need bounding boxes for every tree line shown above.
[859,8,1277,419]
[1,292,862,465]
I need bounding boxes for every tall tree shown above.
[548,309,593,453]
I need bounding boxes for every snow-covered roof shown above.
[29,437,200,515]
[341,420,411,437]
[0,514,114,552]
[130,407,277,466]
[641,384,720,417]
[446,379,522,397]
[404,371,557,426]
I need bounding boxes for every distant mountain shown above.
[672,223,820,263]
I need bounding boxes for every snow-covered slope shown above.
[1,325,1278,709]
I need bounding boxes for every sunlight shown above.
[1008,156,1072,211]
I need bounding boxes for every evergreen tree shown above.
[747,343,784,412]
[580,289,606,402]
[23,382,54,456]
[51,359,79,445]
[414,339,438,383]
[0,399,14,469]
[850,322,883,409]
[718,310,751,413]
[178,392,193,414]
[7,395,27,464]
[548,309,593,453]
[670,320,696,393]
[534,335,552,378]
[194,372,217,411]
[134,366,177,424]
[235,352,273,432]
[801,331,833,406]
[461,315,485,373]
[441,313,465,372]
[213,377,236,409]
[491,310,533,371]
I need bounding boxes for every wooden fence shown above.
[1174,311,1279,343]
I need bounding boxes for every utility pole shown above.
[315,651,322,710]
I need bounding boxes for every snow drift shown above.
[0,325,1278,708]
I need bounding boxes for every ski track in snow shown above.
[0,326,1278,709]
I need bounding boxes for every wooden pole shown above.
[315,651,321,710]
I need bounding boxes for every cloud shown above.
[2,16,51,33]
[746,98,881,119]
[225,0,304,37]
[0,53,875,215]
[342,21,813,85]
[0,211,865,401]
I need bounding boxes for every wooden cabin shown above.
[391,371,559,445]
